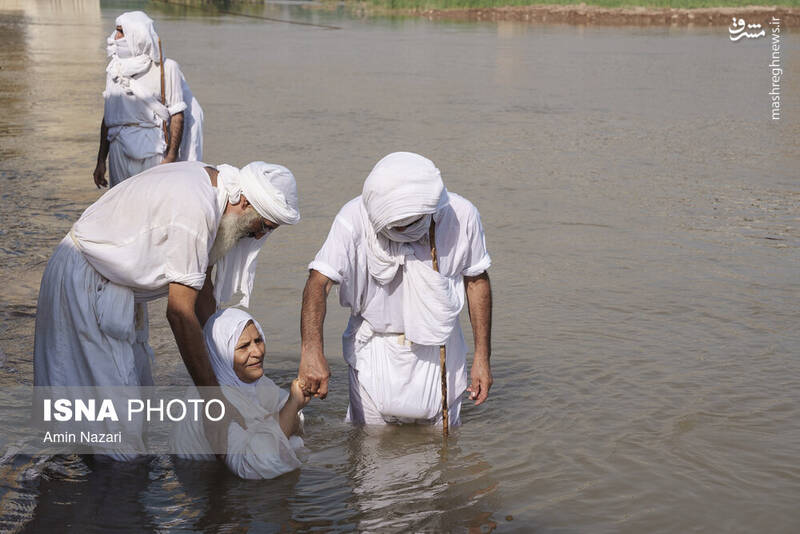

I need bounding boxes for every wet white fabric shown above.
[71,161,219,300]
[212,162,300,307]
[33,237,154,460]
[34,236,154,387]
[343,317,468,421]
[172,308,304,479]
[309,187,491,423]
[103,11,187,185]
[346,365,463,426]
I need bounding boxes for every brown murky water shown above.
[1,1,799,532]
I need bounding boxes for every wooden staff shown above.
[429,219,448,438]
[158,39,168,141]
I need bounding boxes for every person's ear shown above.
[239,195,251,209]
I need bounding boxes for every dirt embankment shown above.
[412,5,800,26]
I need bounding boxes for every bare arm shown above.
[161,111,184,164]
[93,118,110,188]
[465,271,493,405]
[299,270,334,398]
[278,379,311,437]
[195,267,216,327]
[166,282,218,387]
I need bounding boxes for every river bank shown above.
[410,4,799,25]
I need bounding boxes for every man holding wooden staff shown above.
[299,152,492,428]
[93,11,202,188]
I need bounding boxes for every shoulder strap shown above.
[159,39,168,140]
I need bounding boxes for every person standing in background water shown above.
[93,11,203,188]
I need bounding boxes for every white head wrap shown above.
[104,11,168,121]
[204,307,266,392]
[360,152,444,284]
[107,11,161,64]
[212,162,301,307]
[359,152,461,345]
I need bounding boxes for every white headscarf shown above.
[212,162,301,307]
[204,307,266,393]
[104,11,168,121]
[359,152,462,346]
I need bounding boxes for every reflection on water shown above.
[1,0,799,532]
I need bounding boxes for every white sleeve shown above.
[164,59,187,116]
[163,216,213,289]
[308,212,357,285]
[462,204,492,277]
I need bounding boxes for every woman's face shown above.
[232,322,265,383]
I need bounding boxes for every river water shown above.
[1,0,799,532]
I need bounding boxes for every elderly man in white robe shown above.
[299,152,492,425]
[92,11,203,188]
[34,160,299,452]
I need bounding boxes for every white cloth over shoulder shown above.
[213,162,300,307]
[172,308,304,479]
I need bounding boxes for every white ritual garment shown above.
[104,58,187,186]
[309,192,491,423]
[172,308,304,479]
[71,161,218,299]
[178,72,204,162]
[34,161,219,389]
[172,380,305,479]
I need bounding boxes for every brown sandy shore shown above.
[408,5,800,26]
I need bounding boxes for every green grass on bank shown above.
[353,0,799,10]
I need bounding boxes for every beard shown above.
[208,208,262,266]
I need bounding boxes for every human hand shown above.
[290,378,312,409]
[467,357,492,405]
[93,161,108,189]
[298,350,331,399]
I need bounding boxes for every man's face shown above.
[115,25,124,40]
[245,212,279,240]
[389,216,424,232]
[208,207,279,266]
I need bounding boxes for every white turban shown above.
[360,152,446,285]
[358,152,461,346]
[215,162,300,226]
[362,152,443,234]
[240,162,301,225]
[212,162,300,307]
